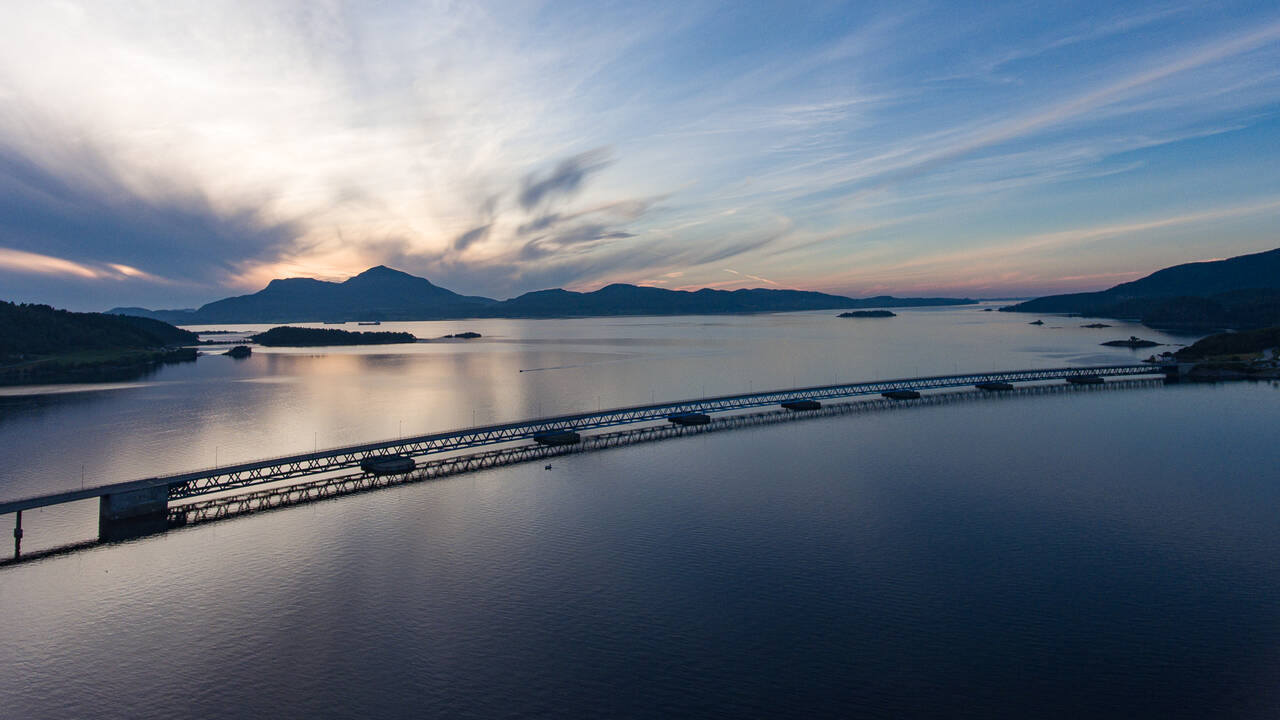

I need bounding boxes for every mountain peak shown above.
[352,265,415,279]
[343,265,441,289]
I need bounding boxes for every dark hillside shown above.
[1,301,197,357]
[1004,248,1280,328]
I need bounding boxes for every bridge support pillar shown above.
[99,485,169,542]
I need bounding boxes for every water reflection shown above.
[0,306,1194,503]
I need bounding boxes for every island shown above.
[249,326,418,346]
[442,332,482,339]
[224,345,252,358]
[838,310,895,318]
[0,301,197,384]
[1029,320,1044,325]
[1101,336,1161,348]
[1081,323,1112,328]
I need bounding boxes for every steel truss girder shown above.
[169,378,1160,525]
[162,364,1160,501]
[0,364,1167,517]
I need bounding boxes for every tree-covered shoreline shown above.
[249,326,418,346]
[0,301,199,385]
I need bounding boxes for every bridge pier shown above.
[12,510,21,559]
[99,485,169,542]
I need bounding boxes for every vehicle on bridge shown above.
[360,455,416,476]
[668,413,711,426]
[534,430,581,446]
[882,390,922,400]
[781,399,822,411]
[1066,375,1104,385]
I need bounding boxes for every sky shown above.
[1,0,1279,310]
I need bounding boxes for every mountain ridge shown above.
[1003,247,1280,328]
[109,267,976,324]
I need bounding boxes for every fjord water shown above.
[2,306,1278,718]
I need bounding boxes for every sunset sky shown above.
[2,0,1279,310]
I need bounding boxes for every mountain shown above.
[488,285,968,317]
[109,267,976,323]
[1003,247,1280,328]
[111,266,497,323]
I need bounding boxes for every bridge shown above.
[1,363,1177,559]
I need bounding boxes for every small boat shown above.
[975,381,1013,391]
[358,321,381,326]
[882,390,921,400]
[360,455,416,476]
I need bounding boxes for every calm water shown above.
[2,306,1278,718]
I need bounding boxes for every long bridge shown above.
[1,363,1178,559]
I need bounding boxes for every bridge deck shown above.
[0,364,1166,515]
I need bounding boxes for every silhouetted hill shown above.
[1004,247,1280,328]
[1,301,198,384]
[489,284,967,317]
[1174,325,1280,360]
[2,301,196,357]
[110,267,976,323]
[142,266,495,323]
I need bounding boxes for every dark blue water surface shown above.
[1,308,1278,718]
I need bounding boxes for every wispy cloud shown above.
[0,1,1278,306]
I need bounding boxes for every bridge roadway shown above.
[0,364,1167,520]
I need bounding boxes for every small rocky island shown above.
[223,345,252,358]
[441,331,482,339]
[1101,336,1160,348]
[1029,320,1044,325]
[839,310,896,318]
[249,326,418,346]
[1082,323,1112,328]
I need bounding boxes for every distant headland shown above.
[0,301,196,385]
[1001,247,1280,330]
[109,266,975,324]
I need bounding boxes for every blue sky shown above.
[1,0,1278,309]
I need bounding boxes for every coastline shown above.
[0,347,197,386]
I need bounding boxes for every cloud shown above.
[0,143,298,289]
[452,224,491,252]
[1,2,1278,304]
[0,247,103,280]
[517,148,614,210]
[519,224,634,261]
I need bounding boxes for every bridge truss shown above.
[0,364,1167,518]
[169,378,1163,525]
